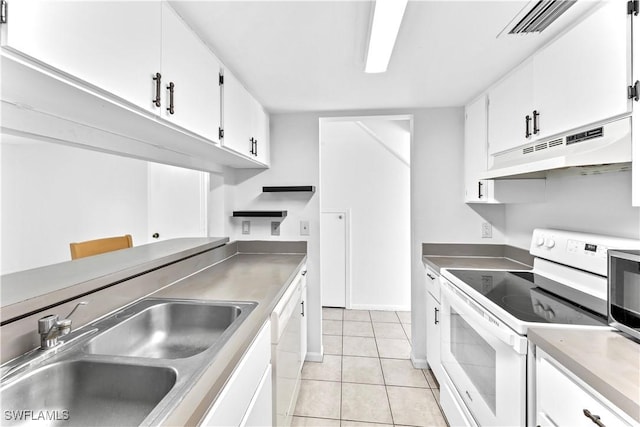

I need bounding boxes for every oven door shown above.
[440,279,528,426]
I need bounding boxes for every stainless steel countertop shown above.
[422,255,532,273]
[148,252,306,426]
[528,328,640,423]
[1,237,229,323]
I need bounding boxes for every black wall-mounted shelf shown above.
[263,186,316,193]
[232,210,288,218]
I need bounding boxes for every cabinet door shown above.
[1,0,162,114]
[534,1,631,140]
[487,59,534,155]
[201,322,271,426]
[536,352,632,427]
[634,0,640,206]
[426,292,444,384]
[464,95,493,203]
[222,70,253,157]
[161,2,221,141]
[300,280,308,368]
[250,96,270,166]
[239,364,273,427]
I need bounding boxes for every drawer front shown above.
[536,352,632,427]
[425,266,441,301]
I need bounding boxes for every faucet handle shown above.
[63,301,88,320]
[38,315,59,334]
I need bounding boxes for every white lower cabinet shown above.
[199,321,272,426]
[536,349,635,427]
[426,291,443,385]
[240,364,273,427]
[300,272,308,368]
[271,265,307,427]
[425,266,444,385]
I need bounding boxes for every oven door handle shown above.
[443,285,528,355]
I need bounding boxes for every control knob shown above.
[544,308,555,320]
[536,237,545,247]
[545,239,556,248]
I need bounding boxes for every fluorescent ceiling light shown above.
[365,0,409,73]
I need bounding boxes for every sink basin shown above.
[0,360,176,426]
[86,301,245,359]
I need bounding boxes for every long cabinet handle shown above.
[525,115,532,138]
[249,138,255,155]
[152,73,162,107]
[426,273,436,280]
[583,409,606,427]
[301,300,305,317]
[478,181,483,199]
[434,307,439,325]
[166,82,175,115]
[533,110,540,135]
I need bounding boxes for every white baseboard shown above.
[410,354,428,369]
[349,304,411,311]
[305,351,323,362]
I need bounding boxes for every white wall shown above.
[226,113,322,358]
[1,135,207,274]
[321,118,411,310]
[410,107,506,365]
[227,108,503,363]
[505,169,640,247]
[1,135,148,273]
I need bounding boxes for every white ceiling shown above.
[170,1,597,113]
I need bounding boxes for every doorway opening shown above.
[319,115,412,311]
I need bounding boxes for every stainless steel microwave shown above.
[608,249,640,341]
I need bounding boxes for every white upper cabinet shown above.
[487,59,534,155]
[1,0,162,114]
[222,69,270,165]
[488,0,631,156]
[466,94,545,204]
[465,95,491,202]
[250,96,270,166]
[222,69,253,157]
[533,0,631,140]
[160,2,221,142]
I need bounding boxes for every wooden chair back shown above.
[70,234,133,260]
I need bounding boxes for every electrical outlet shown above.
[242,221,250,235]
[271,221,280,236]
[300,220,310,236]
[482,222,492,238]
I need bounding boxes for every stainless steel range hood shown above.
[481,117,632,180]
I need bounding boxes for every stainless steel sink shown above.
[0,360,176,426]
[86,301,244,359]
[0,298,257,426]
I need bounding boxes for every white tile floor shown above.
[293,308,448,427]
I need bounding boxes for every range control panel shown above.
[566,239,609,260]
[530,229,640,276]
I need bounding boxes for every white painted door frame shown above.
[319,114,412,311]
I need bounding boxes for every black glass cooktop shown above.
[448,270,607,326]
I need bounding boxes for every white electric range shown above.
[438,228,640,427]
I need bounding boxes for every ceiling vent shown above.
[509,0,577,34]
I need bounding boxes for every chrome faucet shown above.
[38,302,87,350]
